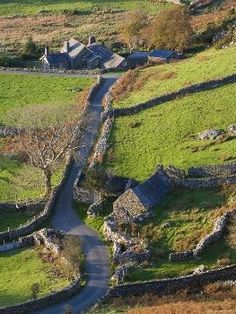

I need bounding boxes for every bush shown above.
[62,235,84,277]
[30,283,40,300]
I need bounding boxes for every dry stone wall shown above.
[105,265,236,299]
[188,163,236,178]
[112,74,236,117]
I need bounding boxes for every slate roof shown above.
[132,169,172,209]
[40,52,69,66]
[127,51,149,61]
[87,43,126,69]
[61,38,91,59]
[149,50,175,59]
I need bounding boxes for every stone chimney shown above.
[45,46,49,56]
[88,36,96,45]
[64,41,70,53]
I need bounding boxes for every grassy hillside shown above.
[0,247,70,307]
[113,47,236,108]
[106,84,236,181]
[0,0,168,16]
[0,73,93,126]
[0,0,172,52]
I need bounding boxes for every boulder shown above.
[199,129,222,140]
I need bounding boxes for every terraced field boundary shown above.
[112,74,236,117]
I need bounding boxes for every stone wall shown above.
[188,163,236,178]
[89,88,114,168]
[112,74,236,116]
[0,199,46,213]
[0,126,20,137]
[172,174,236,189]
[105,265,236,299]
[169,209,236,262]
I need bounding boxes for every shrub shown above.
[30,283,40,300]
[62,235,83,277]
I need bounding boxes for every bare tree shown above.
[5,102,89,196]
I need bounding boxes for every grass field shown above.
[0,155,65,202]
[0,1,173,53]
[125,185,236,282]
[0,247,70,307]
[0,0,169,16]
[0,208,35,232]
[105,84,236,181]
[113,47,236,108]
[0,73,93,126]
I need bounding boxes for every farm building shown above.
[128,49,180,67]
[40,37,127,70]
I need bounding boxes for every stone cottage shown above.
[40,37,127,70]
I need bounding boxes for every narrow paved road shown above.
[37,78,117,314]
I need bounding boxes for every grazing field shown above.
[0,155,64,203]
[0,0,173,51]
[113,47,236,108]
[0,73,93,126]
[125,186,236,282]
[0,248,70,307]
[0,207,35,232]
[0,0,169,16]
[105,83,236,181]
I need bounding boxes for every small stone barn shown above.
[113,167,172,224]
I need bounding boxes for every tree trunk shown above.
[43,168,52,197]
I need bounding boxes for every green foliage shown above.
[127,238,236,282]
[0,248,70,307]
[74,200,113,237]
[149,6,193,52]
[21,37,43,60]
[106,84,236,181]
[0,73,93,126]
